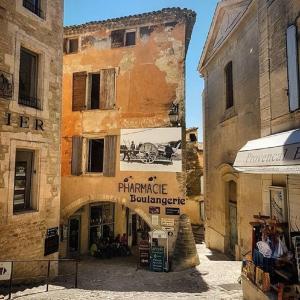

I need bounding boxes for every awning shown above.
[233,129,300,174]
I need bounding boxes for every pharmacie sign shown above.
[118,182,186,206]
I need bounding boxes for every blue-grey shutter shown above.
[287,25,300,111]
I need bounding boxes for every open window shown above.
[19,47,40,109]
[64,38,79,54]
[13,149,36,213]
[88,139,104,173]
[111,29,136,48]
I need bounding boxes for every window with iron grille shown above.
[19,47,41,109]
[23,0,44,18]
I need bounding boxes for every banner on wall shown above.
[120,128,182,172]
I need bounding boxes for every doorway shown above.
[227,180,237,257]
[68,216,81,257]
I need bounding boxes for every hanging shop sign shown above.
[165,207,180,215]
[150,246,165,272]
[161,218,175,227]
[149,206,160,214]
[139,240,150,267]
[44,227,59,256]
[152,230,167,239]
[0,262,12,281]
[118,182,186,206]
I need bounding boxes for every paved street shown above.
[2,244,243,300]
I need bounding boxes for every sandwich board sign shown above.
[0,262,12,281]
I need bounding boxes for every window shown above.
[225,61,234,109]
[125,31,136,46]
[71,135,117,177]
[287,24,300,111]
[73,69,116,111]
[90,73,100,109]
[111,29,136,48]
[64,38,79,54]
[88,139,104,173]
[189,133,197,142]
[13,150,35,212]
[19,47,40,109]
[23,0,43,18]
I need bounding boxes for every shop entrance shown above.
[68,216,81,257]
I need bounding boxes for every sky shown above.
[64,0,219,141]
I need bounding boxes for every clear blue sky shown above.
[64,0,219,141]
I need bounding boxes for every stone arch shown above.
[61,193,153,229]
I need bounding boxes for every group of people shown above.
[122,141,139,161]
[90,233,131,259]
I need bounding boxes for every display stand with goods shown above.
[241,214,300,299]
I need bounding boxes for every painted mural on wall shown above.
[120,128,182,172]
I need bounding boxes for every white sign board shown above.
[152,230,167,239]
[161,218,175,227]
[0,262,12,281]
[162,226,175,232]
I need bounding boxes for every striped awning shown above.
[233,129,300,174]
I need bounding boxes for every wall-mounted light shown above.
[169,102,179,127]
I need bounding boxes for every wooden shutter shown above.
[72,72,87,111]
[103,135,117,177]
[287,25,300,112]
[71,136,83,176]
[100,68,116,109]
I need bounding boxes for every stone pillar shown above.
[172,214,200,271]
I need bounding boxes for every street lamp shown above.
[169,102,179,127]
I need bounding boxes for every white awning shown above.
[233,129,300,174]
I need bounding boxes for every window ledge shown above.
[82,173,104,177]
[220,106,237,124]
[13,209,38,216]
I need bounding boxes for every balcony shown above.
[18,95,41,110]
[23,0,44,19]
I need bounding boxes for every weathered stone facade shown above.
[199,0,300,260]
[60,8,196,261]
[0,0,63,272]
[199,0,262,259]
[185,127,203,225]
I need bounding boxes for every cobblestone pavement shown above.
[1,244,243,300]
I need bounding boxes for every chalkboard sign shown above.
[150,246,165,272]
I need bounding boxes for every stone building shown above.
[0,0,63,273]
[200,0,300,264]
[60,8,196,263]
[185,127,204,226]
[198,0,262,259]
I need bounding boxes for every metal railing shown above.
[23,0,44,19]
[0,259,78,299]
[18,95,41,110]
